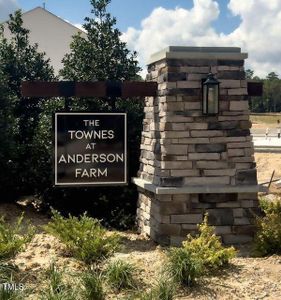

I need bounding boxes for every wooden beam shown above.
[21,81,157,98]
[247,81,263,97]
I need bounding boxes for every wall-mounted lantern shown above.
[202,72,219,115]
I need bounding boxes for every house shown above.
[3,7,85,75]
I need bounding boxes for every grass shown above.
[0,213,35,260]
[40,262,77,300]
[139,277,176,300]
[44,209,120,264]
[81,271,105,300]
[105,259,137,291]
[250,113,281,125]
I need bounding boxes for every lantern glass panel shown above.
[203,84,208,114]
[208,85,218,114]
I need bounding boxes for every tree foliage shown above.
[48,0,143,228]
[248,69,281,113]
[0,10,55,197]
[60,0,140,81]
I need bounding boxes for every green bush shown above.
[105,259,137,291]
[44,209,119,263]
[81,271,105,300]
[0,213,35,260]
[254,199,281,256]
[182,215,236,270]
[166,215,236,286]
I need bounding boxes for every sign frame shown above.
[54,112,127,187]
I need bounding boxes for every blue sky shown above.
[14,0,241,34]
[1,0,281,77]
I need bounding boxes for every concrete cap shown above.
[132,177,259,194]
[148,46,248,65]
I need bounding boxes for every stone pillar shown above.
[133,46,260,245]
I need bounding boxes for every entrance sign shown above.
[54,112,127,186]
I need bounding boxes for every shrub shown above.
[0,213,35,260]
[81,271,105,300]
[166,214,236,286]
[105,259,137,290]
[254,199,281,256]
[182,215,236,270]
[44,209,119,263]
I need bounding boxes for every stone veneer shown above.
[133,46,260,245]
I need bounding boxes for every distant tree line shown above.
[246,69,281,113]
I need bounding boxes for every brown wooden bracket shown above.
[247,81,263,97]
[21,81,158,98]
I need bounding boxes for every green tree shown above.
[0,10,55,196]
[60,0,140,82]
[57,0,143,228]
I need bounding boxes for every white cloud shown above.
[122,0,281,78]
[0,0,18,22]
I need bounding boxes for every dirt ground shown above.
[1,152,281,299]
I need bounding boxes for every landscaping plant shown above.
[166,214,236,286]
[44,209,119,263]
[0,213,35,260]
[81,271,105,300]
[105,259,137,291]
[254,198,281,256]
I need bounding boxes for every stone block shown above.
[158,202,186,214]
[214,226,232,235]
[204,169,236,176]
[184,176,230,185]
[228,148,244,157]
[173,194,190,201]
[160,177,184,187]
[171,214,203,224]
[227,142,253,149]
[170,236,186,246]
[181,138,210,144]
[184,102,201,110]
[171,170,200,177]
[191,130,224,137]
[177,81,201,88]
[236,169,257,185]
[217,71,245,80]
[189,153,220,160]
[228,88,248,96]
[229,101,249,111]
[207,209,234,225]
[223,234,253,244]
[161,161,193,170]
[195,143,226,153]
[232,225,256,236]
[161,145,188,155]
[196,161,229,169]
[234,217,251,225]
[233,208,244,217]
[220,80,241,88]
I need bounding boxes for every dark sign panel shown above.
[54,113,127,186]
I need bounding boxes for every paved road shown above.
[251,129,281,152]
